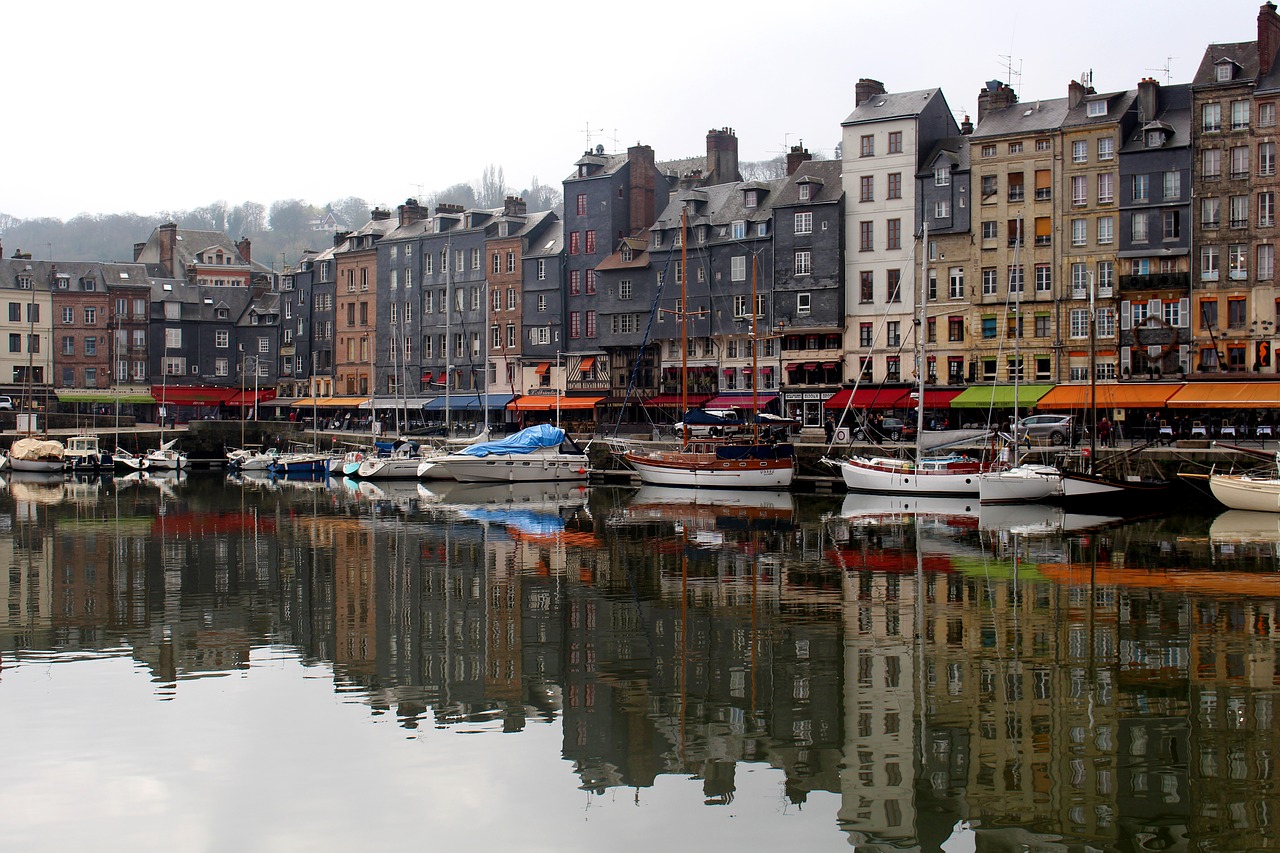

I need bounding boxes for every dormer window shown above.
[216,307,229,320]
[744,189,758,208]
[798,184,811,201]
[731,221,747,240]
[934,167,951,187]
[1216,60,1235,82]
[653,231,663,249]
[1087,100,1107,118]
[1146,129,1166,148]
[82,278,95,291]
[56,275,69,289]
[621,246,633,262]
[16,275,32,290]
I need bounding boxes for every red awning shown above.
[421,372,433,384]
[704,393,779,410]
[824,387,912,410]
[804,363,819,370]
[225,389,279,407]
[905,388,962,408]
[722,368,734,375]
[785,363,800,371]
[535,362,550,375]
[642,394,713,407]
[761,366,774,374]
[822,362,838,369]
[151,385,237,405]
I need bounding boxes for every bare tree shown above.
[476,164,507,208]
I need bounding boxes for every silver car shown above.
[1014,414,1074,445]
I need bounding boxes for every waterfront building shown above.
[309,241,339,397]
[334,210,394,398]
[0,252,53,407]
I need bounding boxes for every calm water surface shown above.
[0,472,1277,851]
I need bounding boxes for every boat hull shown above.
[430,450,589,483]
[1209,474,1280,512]
[978,465,1062,503]
[9,458,66,473]
[1058,472,1170,503]
[356,456,422,479]
[835,456,982,496]
[623,451,794,488]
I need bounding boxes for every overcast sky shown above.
[2,1,1247,222]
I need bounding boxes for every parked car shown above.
[852,416,917,442]
[1012,414,1079,446]
[0,396,12,411]
[673,408,744,438]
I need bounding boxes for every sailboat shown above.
[978,218,1062,503]
[1057,274,1169,504]
[621,206,795,489]
[824,224,996,496]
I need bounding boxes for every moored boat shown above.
[63,434,113,471]
[424,424,589,483]
[8,437,66,473]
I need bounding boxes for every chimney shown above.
[977,80,1017,120]
[370,207,392,222]
[1137,77,1161,121]
[434,203,465,215]
[158,223,178,278]
[627,143,657,233]
[333,230,351,248]
[236,237,252,263]
[706,127,740,184]
[786,145,812,176]
[133,241,146,261]
[503,196,527,217]
[1260,2,1280,76]
[960,114,974,135]
[1068,79,1095,110]
[398,198,426,227]
[855,78,887,107]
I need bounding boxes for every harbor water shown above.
[0,472,1276,851]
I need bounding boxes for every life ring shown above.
[1132,314,1178,362]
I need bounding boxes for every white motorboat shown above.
[424,424,589,483]
[114,447,149,471]
[145,439,188,471]
[978,462,1063,503]
[226,446,277,472]
[8,437,66,473]
[62,434,113,471]
[357,442,426,479]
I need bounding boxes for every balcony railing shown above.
[1119,272,1191,291]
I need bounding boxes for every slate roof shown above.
[135,227,275,277]
[970,97,1070,139]
[770,159,843,208]
[1193,41,1260,86]
[564,152,628,182]
[653,176,786,232]
[524,217,563,259]
[1063,89,1139,129]
[917,138,970,179]
[842,88,943,126]
[1120,84,1193,154]
[0,259,152,291]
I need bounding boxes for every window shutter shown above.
[1179,298,1190,326]
[1120,301,1132,330]
[1121,345,1131,369]
[1179,345,1190,372]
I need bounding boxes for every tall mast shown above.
[1013,218,1022,440]
[1088,271,1097,473]
[915,222,928,457]
[680,206,689,444]
[751,253,760,442]
[444,238,451,435]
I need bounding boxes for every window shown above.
[859,271,874,303]
[1203,197,1221,228]
[860,134,874,157]
[886,172,902,199]
[1202,246,1220,281]
[731,220,746,239]
[569,232,580,254]
[1261,192,1276,228]
[981,175,997,197]
[794,212,812,234]
[61,336,74,355]
[1201,299,1219,329]
[1097,307,1115,337]
[586,271,597,294]
[1072,219,1087,246]
[1203,102,1222,132]
[887,269,903,302]
[1097,173,1114,204]
[981,144,996,157]
[1008,172,1024,201]
[470,248,480,269]
[1098,137,1115,160]
[1230,243,1248,280]
[948,267,964,299]
[575,194,586,216]
[1071,263,1088,296]
[887,131,902,153]
[536,259,546,280]
[165,328,181,350]
[215,330,229,348]
[1035,264,1052,293]
[982,221,998,240]
[1072,140,1087,163]
[794,251,812,276]
[1231,99,1250,130]
[886,219,901,250]
[1132,174,1150,202]
[537,294,547,312]
[1163,171,1181,200]
[569,311,580,339]
[258,336,269,354]
[797,292,811,315]
[982,268,997,295]
[1131,213,1148,243]
[886,321,900,347]
[1097,216,1114,244]
[7,334,17,353]
[1007,141,1023,154]
[1203,148,1221,180]
[1261,244,1276,280]
[935,200,950,218]
[1035,315,1052,337]
[1262,142,1276,176]
[1231,195,1249,228]
[60,306,73,324]
[1229,297,1247,329]
[1262,103,1278,127]
[982,316,997,339]
[27,303,39,324]
[1231,146,1249,178]
[859,221,873,252]
[859,175,874,202]
[1070,308,1089,338]
[492,252,501,275]
[948,316,964,342]
[934,166,950,186]
[1071,175,1087,206]
[1163,210,1181,240]
[585,231,596,254]
[798,183,810,200]
[569,270,581,295]
[731,256,746,281]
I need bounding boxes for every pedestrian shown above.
[1098,416,1112,447]
[824,415,835,443]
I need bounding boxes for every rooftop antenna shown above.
[582,122,602,151]
[998,54,1023,90]
[1146,57,1176,85]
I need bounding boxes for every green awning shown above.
[949,383,1054,409]
[56,391,157,404]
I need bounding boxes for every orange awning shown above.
[1166,381,1280,408]
[508,395,603,411]
[535,363,551,375]
[578,356,595,372]
[1036,383,1182,410]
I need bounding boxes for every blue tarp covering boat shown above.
[459,424,568,457]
